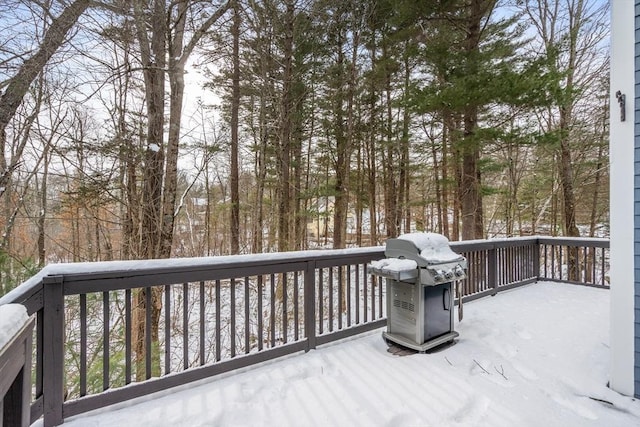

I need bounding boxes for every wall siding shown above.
[635,0,640,399]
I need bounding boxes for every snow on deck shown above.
[59,282,640,427]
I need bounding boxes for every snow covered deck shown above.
[55,282,640,427]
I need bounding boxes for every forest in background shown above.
[0,0,609,294]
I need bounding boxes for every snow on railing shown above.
[0,304,34,427]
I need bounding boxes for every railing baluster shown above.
[532,243,536,277]
[200,281,205,365]
[488,247,497,295]
[521,245,526,279]
[482,250,487,290]
[471,251,477,293]
[500,248,505,286]
[270,273,276,347]
[183,282,189,369]
[318,268,324,335]
[601,247,606,285]
[519,246,523,280]
[470,251,475,294]
[328,267,334,332]
[364,267,368,323]
[480,250,484,289]
[215,280,221,361]
[513,247,517,281]
[378,276,383,319]
[125,289,131,384]
[355,264,360,324]
[80,294,87,397]
[145,288,152,380]
[371,274,376,320]
[559,245,563,280]
[338,266,343,330]
[580,247,588,283]
[518,246,522,281]
[591,248,596,284]
[347,265,352,327]
[509,247,514,283]
[293,272,299,341]
[257,276,263,351]
[103,291,110,391]
[164,285,171,375]
[244,277,250,353]
[230,278,236,357]
[283,272,288,344]
[36,309,43,405]
[502,247,507,285]
[304,260,316,351]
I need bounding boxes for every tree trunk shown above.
[430,129,443,234]
[460,0,490,240]
[277,0,295,252]
[132,0,167,379]
[441,114,452,238]
[382,37,399,238]
[451,128,461,241]
[333,24,357,250]
[367,25,378,245]
[38,143,49,267]
[230,1,241,254]
[400,49,411,234]
[558,1,581,281]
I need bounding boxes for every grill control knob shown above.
[433,269,444,282]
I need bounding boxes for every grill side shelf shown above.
[366,265,419,282]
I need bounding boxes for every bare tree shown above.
[0,0,90,199]
[521,0,609,276]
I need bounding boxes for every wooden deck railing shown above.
[0,307,34,427]
[0,236,609,426]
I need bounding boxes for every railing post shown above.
[304,260,316,352]
[42,276,64,427]
[488,246,497,296]
[533,240,541,280]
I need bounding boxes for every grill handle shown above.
[443,287,451,311]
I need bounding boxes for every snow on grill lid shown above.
[397,232,462,263]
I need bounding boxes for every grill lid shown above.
[385,233,464,267]
[369,232,467,285]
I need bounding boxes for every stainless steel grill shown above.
[369,232,467,352]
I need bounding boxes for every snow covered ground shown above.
[56,281,640,427]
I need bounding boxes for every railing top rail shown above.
[452,236,539,245]
[0,246,387,302]
[536,236,609,247]
[0,278,44,313]
[0,235,610,306]
[450,235,609,250]
[450,236,538,251]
